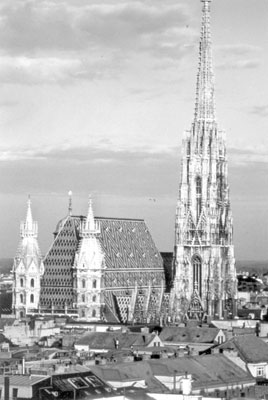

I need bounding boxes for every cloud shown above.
[215,44,261,70]
[0,0,196,84]
[0,143,177,163]
[0,143,179,198]
[0,54,121,84]
[249,105,268,118]
[217,59,260,70]
[229,147,268,166]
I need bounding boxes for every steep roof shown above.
[40,214,164,311]
[0,375,49,387]
[40,216,79,307]
[92,354,254,390]
[219,334,268,363]
[160,327,221,344]
[76,331,157,350]
[97,217,163,271]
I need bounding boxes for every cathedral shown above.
[171,0,237,320]
[12,0,237,322]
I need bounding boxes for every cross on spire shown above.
[194,0,215,122]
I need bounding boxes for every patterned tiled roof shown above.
[40,216,80,308]
[39,215,165,313]
[98,217,162,271]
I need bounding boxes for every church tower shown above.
[172,0,237,320]
[12,197,44,319]
[73,198,105,320]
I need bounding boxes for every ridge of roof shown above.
[71,215,145,222]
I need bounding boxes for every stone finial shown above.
[68,190,73,216]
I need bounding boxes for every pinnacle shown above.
[25,195,33,230]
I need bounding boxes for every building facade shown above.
[12,198,44,319]
[172,0,237,320]
[38,197,168,323]
[11,0,238,324]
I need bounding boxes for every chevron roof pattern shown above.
[39,214,164,311]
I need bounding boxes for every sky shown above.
[0,0,268,261]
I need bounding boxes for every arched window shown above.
[20,278,24,288]
[82,279,86,289]
[30,294,34,303]
[192,255,202,296]
[92,295,96,303]
[196,177,202,220]
[30,278,34,288]
[82,294,85,303]
[81,310,85,318]
[92,279,97,289]
[20,294,24,304]
[92,309,96,318]
[20,311,24,319]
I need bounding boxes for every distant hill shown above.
[236,260,268,275]
[0,258,13,274]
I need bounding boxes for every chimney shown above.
[4,377,10,400]
[181,374,192,395]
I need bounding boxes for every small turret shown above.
[81,197,100,237]
[73,196,104,320]
[12,197,44,319]
[20,196,38,238]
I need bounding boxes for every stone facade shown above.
[73,199,105,320]
[12,198,44,319]
[172,0,237,320]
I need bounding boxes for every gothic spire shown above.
[20,195,38,238]
[194,0,215,123]
[81,196,100,237]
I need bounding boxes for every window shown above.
[81,310,85,318]
[30,278,34,288]
[30,294,34,303]
[92,309,96,317]
[20,294,24,304]
[20,311,24,318]
[92,279,97,289]
[12,388,18,400]
[82,279,86,289]
[192,255,202,296]
[81,294,85,303]
[92,295,96,302]
[196,176,202,219]
[20,278,23,287]
[257,366,264,377]
[68,377,87,389]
